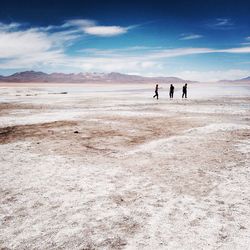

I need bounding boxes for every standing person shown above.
[182,83,187,98]
[153,84,159,99]
[169,84,174,99]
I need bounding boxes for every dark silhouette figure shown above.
[153,84,159,99]
[169,84,174,99]
[182,83,187,98]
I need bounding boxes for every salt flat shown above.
[0,82,250,249]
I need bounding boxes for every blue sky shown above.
[0,0,249,81]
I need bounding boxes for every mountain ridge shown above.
[0,71,196,83]
[218,76,250,83]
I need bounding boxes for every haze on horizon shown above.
[0,0,250,82]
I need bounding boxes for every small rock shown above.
[74,131,79,134]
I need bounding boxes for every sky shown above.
[0,0,249,81]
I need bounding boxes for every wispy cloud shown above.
[215,18,232,26]
[180,33,203,40]
[77,46,162,57]
[241,42,250,46]
[240,37,250,46]
[0,27,57,59]
[0,20,135,69]
[220,46,250,53]
[207,18,234,30]
[0,22,69,70]
[52,46,250,79]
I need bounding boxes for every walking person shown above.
[182,83,187,98]
[169,84,174,99]
[153,84,159,99]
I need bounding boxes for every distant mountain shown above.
[238,76,250,82]
[0,71,195,83]
[1,71,49,82]
[219,76,250,83]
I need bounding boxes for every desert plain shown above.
[0,82,250,249]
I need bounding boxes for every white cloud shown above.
[0,29,53,58]
[0,23,67,69]
[65,19,130,37]
[246,36,250,41]
[65,19,96,28]
[180,34,203,40]
[0,22,21,31]
[83,26,128,36]
[220,46,250,53]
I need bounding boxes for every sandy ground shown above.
[0,82,250,249]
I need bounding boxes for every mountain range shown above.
[0,71,194,83]
[0,71,249,83]
[218,76,250,83]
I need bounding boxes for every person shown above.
[169,84,174,99]
[182,83,187,98]
[153,84,159,99]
